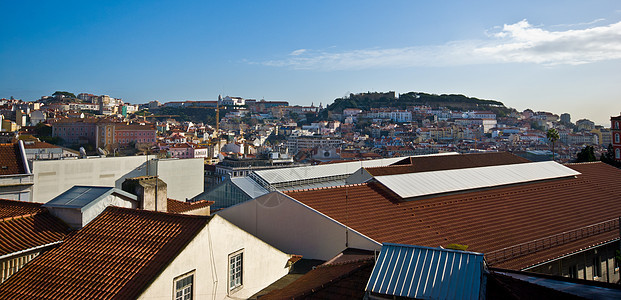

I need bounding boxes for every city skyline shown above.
[2,1,621,125]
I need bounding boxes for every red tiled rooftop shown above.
[365,152,530,176]
[285,162,621,270]
[0,213,70,256]
[0,199,42,219]
[0,206,211,299]
[22,141,62,149]
[167,198,214,214]
[0,209,70,256]
[0,143,26,175]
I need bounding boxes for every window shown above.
[593,256,602,278]
[229,250,243,292]
[616,148,620,160]
[174,271,194,300]
[616,133,620,144]
[568,265,578,278]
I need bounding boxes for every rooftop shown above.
[0,207,211,299]
[365,152,529,176]
[167,198,214,214]
[0,199,70,257]
[284,162,621,270]
[366,243,486,300]
[0,143,27,175]
[43,186,137,211]
[0,199,42,219]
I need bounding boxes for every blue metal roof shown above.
[366,243,486,300]
[43,186,137,211]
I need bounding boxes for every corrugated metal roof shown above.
[43,186,137,211]
[366,243,486,300]
[253,157,405,185]
[375,161,580,199]
[230,177,269,198]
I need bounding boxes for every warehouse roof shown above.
[365,152,530,176]
[284,162,621,269]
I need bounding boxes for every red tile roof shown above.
[365,152,530,176]
[0,199,43,219]
[0,143,26,175]
[0,207,211,299]
[167,198,214,214]
[0,210,70,256]
[261,258,374,299]
[22,141,62,149]
[284,162,621,270]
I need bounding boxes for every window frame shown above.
[228,249,244,294]
[173,270,195,300]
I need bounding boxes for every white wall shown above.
[152,158,204,201]
[33,156,146,203]
[138,215,291,300]
[218,192,381,261]
[32,156,204,203]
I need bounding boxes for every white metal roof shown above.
[375,161,581,199]
[230,177,269,198]
[252,157,406,184]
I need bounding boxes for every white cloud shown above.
[261,19,621,70]
[289,49,307,56]
[477,19,621,65]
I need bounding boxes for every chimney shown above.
[122,176,167,212]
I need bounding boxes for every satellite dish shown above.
[97,147,108,156]
[79,147,87,158]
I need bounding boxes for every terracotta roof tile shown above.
[366,152,530,176]
[167,198,214,214]
[0,199,42,219]
[0,143,26,175]
[0,206,210,299]
[22,141,62,149]
[285,162,621,270]
[0,206,70,256]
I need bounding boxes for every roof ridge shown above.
[105,206,213,219]
[320,256,375,267]
[284,182,369,193]
[0,212,38,222]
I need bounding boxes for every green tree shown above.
[546,128,560,161]
[576,145,597,162]
[52,91,76,98]
[600,144,621,168]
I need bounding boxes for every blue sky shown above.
[1,1,620,125]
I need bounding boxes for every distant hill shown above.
[324,91,515,117]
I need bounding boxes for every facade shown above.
[612,114,621,161]
[286,134,343,154]
[112,124,156,147]
[52,118,156,150]
[31,156,204,203]
[22,141,65,160]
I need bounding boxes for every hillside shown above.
[324,91,515,117]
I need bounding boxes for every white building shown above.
[31,156,204,203]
